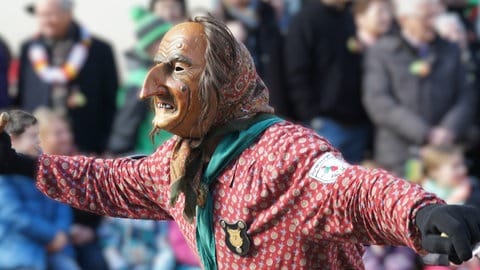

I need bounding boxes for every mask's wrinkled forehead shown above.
[155,22,207,69]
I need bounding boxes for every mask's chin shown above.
[151,109,184,135]
[157,107,217,140]
[151,93,182,131]
[153,108,178,124]
[152,98,203,139]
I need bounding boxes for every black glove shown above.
[416,204,480,264]
[0,131,37,177]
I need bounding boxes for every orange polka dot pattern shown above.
[36,122,444,269]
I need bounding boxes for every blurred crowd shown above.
[0,0,480,269]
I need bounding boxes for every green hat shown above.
[131,6,172,54]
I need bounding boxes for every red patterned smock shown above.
[36,122,443,269]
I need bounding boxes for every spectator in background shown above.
[363,0,477,176]
[434,11,480,112]
[99,218,175,270]
[0,110,79,270]
[434,12,480,180]
[0,37,11,109]
[107,7,173,155]
[353,0,393,48]
[420,145,480,269]
[167,222,201,270]
[421,145,480,206]
[149,0,186,24]
[221,0,289,119]
[221,0,279,78]
[285,0,373,163]
[434,12,468,55]
[17,0,118,154]
[265,0,302,34]
[444,0,478,42]
[35,107,109,270]
[363,245,423,270]
[35,108,75,155]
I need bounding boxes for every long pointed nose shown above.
[140,63,169,99]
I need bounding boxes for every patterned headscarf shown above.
[169,42,274,221]
[213,42,274,125]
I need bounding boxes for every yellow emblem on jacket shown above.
[220,219,251,257]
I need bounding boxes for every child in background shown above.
[421,145,480,270]
[99,218,176,270]
[421,145,480,206]
[35,107,109,270]
[0,110,79,270]
[35,108,76,156]
[99,218,202,270]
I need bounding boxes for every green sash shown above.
[196,115,283,269]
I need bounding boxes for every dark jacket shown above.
[363,34,476,174]
[16,23,118,154]
[467,178,480,210]
[0,37,10,109]
[223,2,291,119]
[285,1,367,123]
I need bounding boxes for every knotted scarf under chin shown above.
[168,115,269,222]
[169,137,204,222]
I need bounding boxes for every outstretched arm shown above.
[279,152,442,251]
[268,133,479,264]
[36,140,176,220]
[329,165,442,249]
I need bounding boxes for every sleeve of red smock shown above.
[35,140,176,220]
[266,130,445,254]
[334,165,444,253]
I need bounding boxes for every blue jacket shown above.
[0,174,74,270]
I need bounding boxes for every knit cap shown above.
[131,6,172,54]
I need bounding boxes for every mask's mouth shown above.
[154,96,176,112]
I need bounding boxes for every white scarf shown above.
[28,26,91,84]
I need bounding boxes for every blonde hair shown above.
[421,145,463,178]
[33,107,70,138]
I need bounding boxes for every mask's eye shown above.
[175,65,184,72]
